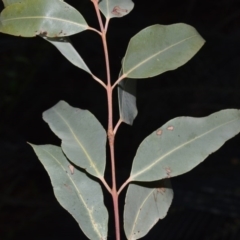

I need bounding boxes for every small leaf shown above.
[99,0,134,19]
[0,0,88,37]
[30,144,108,240]
[43,101,106,179]
[122,23,205,79]
[118,69,138,125]
[43,36,91,74]
[130,109,240,182]
[124,179,173,240]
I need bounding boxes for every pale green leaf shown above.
[124,179,173,240]
[30,144,108,240]
[2,0,20,7]
[130,109,240,181]
[2,0,64,7]
[43,101,106,179]
[122,23,205,78]
[43,36,91,74]
[0,0,88,37]
[118,68,137,125]
[99,0,134,19]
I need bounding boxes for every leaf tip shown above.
[27,141,34,147]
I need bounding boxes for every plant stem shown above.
[91,74,107,89]
[118,178,131,195]
[112,74,127,90]
[91,1,120,239]
[108,131,120,240]
[88,26,102,36]
[113,119,123,135]
[104,18,110,32]
[100,177,112,194]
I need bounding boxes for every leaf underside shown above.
[118,68,138,125]
[30,144,108,240]
[130,109,240,182]
[124,179,173,240]
[43,36,91,74]
[122,23,205,79]
[0,0,88,37]
[43,101,106,179]
[99,0,134,19]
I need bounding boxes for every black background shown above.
[1,0,240,239]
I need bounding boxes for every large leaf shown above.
[43,101,106,179]
[130,109,240,182]
[30,144,108,240]
[99,0,134,19]
[122,23,205,79]
[43,36,91,74]
[124,179,173,240]
[118,69,137,125]
[0,0,88,37]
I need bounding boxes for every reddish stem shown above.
[112,73,127,90]
[113,119,123,135]
[91,1,121,240]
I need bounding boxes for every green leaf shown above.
[118,69,137,125]
[0,0,88,37]
[99,0,134,19]
[122,23,205,79]
[43,101,106,179]
[2,0,20,7]
[29,144,108,240]
[43,36,91,74]
[2,0,64,7]
[124,179,173,240]
[3,0,91,73]
[130,109,240,182]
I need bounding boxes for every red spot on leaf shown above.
[111,6,128,16]
[165,167,172,178]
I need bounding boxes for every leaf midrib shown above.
[124,35,197,77]
[2,16,87,28]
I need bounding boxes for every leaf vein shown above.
[2,16,87,28]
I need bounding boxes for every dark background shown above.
[1,0,240,239]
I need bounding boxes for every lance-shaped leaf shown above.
[99,0,134,19]
[43,101,106,179]
[30,144,108,240]
[122,23,205,79]
[130,109,240,182]
[118,69,137,125]
[43,36,91,74]
[0,0,89,37]
[124,179,173,240]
